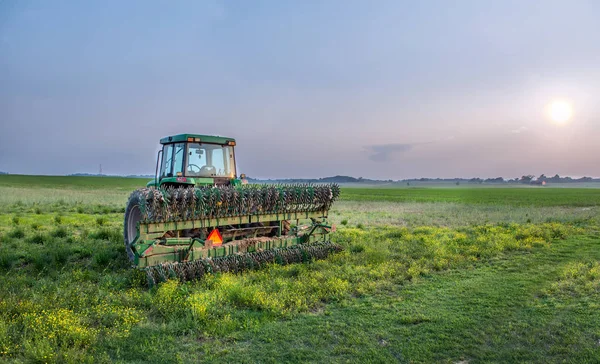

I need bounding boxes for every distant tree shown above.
[548,174,561,183]
[520,175,534,183]
[456,181,460,186]
[320,176,359,183]
[538,174,547,181]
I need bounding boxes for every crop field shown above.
[1,175,600,363]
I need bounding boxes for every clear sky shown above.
[1,0,599,179]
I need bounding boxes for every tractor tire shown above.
[123,190,144,262]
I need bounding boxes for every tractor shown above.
[123,134,341,284]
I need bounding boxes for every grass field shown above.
[1,175,599,363]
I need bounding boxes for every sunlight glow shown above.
[548,100,573,124]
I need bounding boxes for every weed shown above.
[30,251,52,271]
[0,250,17,271]
[8,228,25,239]
[28,233,46,245]
[49,244,71,266]
[51,227,68,238]
[350,244,365,253]
[90,228,121,242]
[92,247,121,268]
[74,246,93,259]
[544,261,600,299]
[23,308,97,348]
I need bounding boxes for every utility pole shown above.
[99,164,103,175]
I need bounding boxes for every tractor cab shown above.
[148,134,244,187]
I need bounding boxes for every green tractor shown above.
[124,134,341,284]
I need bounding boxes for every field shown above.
[1,175,600,363]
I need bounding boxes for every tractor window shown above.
[161,143,185,177]
[211,148,227,176]
[161,144,173,177]
[186,143,235,178]
[172,143,185,176]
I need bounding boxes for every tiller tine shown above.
[144,241,343,286]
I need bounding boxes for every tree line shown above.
[467,174,596,184]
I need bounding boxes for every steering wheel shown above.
[188,164,201,173]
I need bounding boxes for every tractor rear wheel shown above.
[123,190,143,262]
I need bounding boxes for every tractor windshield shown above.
[186,143,236,178]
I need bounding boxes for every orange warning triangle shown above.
[207,229,223,246]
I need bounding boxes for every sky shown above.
[1,0,599,180]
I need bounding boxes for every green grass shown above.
[0,175,599,363]
[342,187,600,207]
[330,201,598,228]
[190,234,600,363]
[0,175,147,190]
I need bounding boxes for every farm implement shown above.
[124,134,341,285]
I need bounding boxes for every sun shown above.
[548,100,573,124]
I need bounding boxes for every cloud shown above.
[511,126,528,134]
[366,143,415,162]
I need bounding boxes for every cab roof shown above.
[160,134,236,145]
